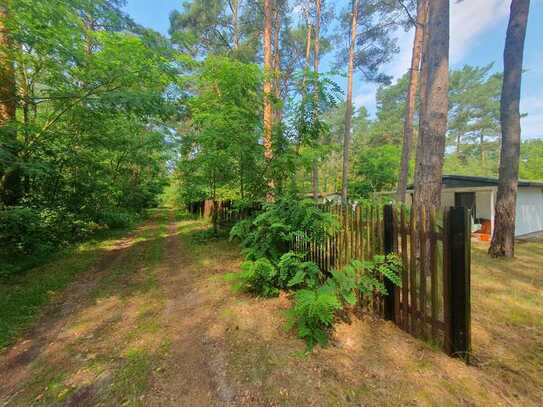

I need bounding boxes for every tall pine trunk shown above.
[397,0,428,203]
[263,0,274,201]
[341,0,359,204]
[311,0,321,201]
[0,1,20,206]
[413,0,449,210]
[231,0,241,50]
[489,0,530,258]
[0,3,14,125]
[272,5,282,122]
[295,8,312,154]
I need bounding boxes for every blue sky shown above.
[124,0,543,139]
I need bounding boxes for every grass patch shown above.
[0,226,135,349]
[110,348,152,405]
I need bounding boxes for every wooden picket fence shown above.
[188,199,261,228]
[292,203,471,360]
[193,199,471,360]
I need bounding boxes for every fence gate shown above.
[292,203,471,361]
[383,204,471,360]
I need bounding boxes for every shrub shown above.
[287,285,342,350]
[98,210,137,229]
[0,206,102,276]
[0,207,44,258]
[236,257,280,297]
[277,251,322,289]
[230,195,338,263]
[352,254,402,296]
[285,254,402,349]
[39,208,100,243]
[326,268,358,305]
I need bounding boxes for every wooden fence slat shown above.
[409,207,417,335]
[393,207,401,324]
[400,206,409,331]
[383,205,396,322]
[443,208,452,354]
[448,207,471,360]
[419,207,428,340]
[361,205,366,262]
[430,207,439,340]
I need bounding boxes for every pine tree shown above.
[397,0,428,203]
[341,0,359,203]
[263,0,274,201]
[489,0,531,258]
[413,0,449,209]
[0,0,20,206]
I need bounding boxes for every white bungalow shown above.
[406,175,543,239]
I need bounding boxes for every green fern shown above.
[278,251,322,289]
[236,258,280,297]
[327,268,357,305]
[287,285,342,350]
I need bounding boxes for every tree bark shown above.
[0,3,15,125]
[272,3,282,122]
[263,0,274,201]
[303,9,312,84]
[0,1,20,207]
[396,0,428,203]
[341,0,359,204]
[489,0,530,258]
[311,0,321,201]
[412,0,449,210]
[230,0,241,50]
[295,7,312,154]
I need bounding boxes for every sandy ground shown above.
[1,210,541,406]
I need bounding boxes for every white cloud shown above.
[353,0,513,116]
[388,0,510,80]
[353,86,378,112]
[449,0,510,62]
[521,97,543,139]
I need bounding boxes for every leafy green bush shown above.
[0,207,44,258]
[285,254,402,350]
[229,196,402,351]
[324,254,402,305]
[39,208,100,243]
[277,251,322,289]
[236,258,280,297]
[0,206,105,276]
[230,195,338,263]
[351,254,402,296]
[326,268,358,305]
[98,210,138,229]
[287,285,342,350]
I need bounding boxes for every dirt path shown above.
[0,210,236,406]
[1,210,541,406]
[146,212,235,406]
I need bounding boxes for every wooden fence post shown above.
[446,207,471,360]
[212,200,219,234]
[383,204,396,321]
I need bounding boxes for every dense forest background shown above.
[1,0,541,270]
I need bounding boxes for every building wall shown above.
[516,187,543,236]
[442,191,455,208]
[476,191,493,220]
